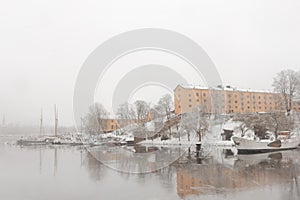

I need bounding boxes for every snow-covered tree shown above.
[156,94,174,119]
[233,112,294,139]
[272,69,300,113]
[134,100,150,124]
[181,106,209,142]
[84,103,108,134]
[155,94,175,137]
[116,102,137,129]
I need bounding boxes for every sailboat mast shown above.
[40,109,43,135]
[54,105,58,136]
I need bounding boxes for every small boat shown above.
[17,138,47,145]
[232,131,300,154]
[17,136,55,146]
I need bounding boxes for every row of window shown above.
[178,92,274,100]
[186,104,276,110]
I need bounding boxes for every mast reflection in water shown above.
[0,135,300,200]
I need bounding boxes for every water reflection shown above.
[1,135,300,200]
[83,144,300,199]
[175,149,300,199]
[87,145,185,173]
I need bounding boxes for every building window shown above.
[111,125,114,129]
[235,100,238,103]
[196,93,199,96]
[203,93,206,97]
[189,99,191,102]
[189,105,192,107]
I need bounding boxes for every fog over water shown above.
[1,136,299,200]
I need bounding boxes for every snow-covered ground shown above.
[97,113,300,147]
[138,136,234,147]
[138,118,237,147]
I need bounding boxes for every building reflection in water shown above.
[80,144,300,199]
[175,148,300,199]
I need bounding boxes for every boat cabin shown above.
[277,131,291,140]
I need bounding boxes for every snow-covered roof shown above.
[176,84,276,94]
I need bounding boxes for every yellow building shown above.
[174,85,286,115]
[101,118,142,132]
[102,119,121,132]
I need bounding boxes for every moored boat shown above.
[17,136,56,146]
[232,131,300,154]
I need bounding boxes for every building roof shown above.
[175,84,276,94]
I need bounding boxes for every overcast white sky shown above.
[0,0,300,126]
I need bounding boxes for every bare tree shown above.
[116,102,136,127]
[272,69,300,113]
[157,94,174,119]
[156,94,175,136]
[181,106,209,142]
[84,103,108,134]
[134,100,150,124]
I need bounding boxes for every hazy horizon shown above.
[1,0,300,126]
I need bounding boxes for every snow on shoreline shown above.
[138,135,235,147]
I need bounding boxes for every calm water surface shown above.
[0,135,300,200]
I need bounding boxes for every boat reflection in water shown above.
[86,145,300,199]
[8,137,300,200]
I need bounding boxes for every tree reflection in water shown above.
[84,145,300,199]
